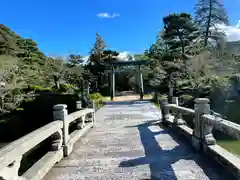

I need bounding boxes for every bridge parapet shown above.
[161,97,240,179]
[0,101,95,180]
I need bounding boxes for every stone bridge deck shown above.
[43,101,232,180]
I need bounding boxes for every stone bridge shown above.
[0,98,239,180]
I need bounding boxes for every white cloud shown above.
[112,13,120,18]
[82,56,89,65]
[236,20,240,28]
[117,52,134,61]
[97,13,120,19]
[81,52,133,65]
[216,22,240,42]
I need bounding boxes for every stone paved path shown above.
[43,100,232,180]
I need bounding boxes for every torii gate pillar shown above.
[138,65,144,100]
[110,67,115,101]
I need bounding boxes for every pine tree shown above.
[162,13,198,70]
[67,54,83,68]
[89,33,107,63]
[195,0,229,47]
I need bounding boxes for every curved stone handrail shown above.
[68,108,94,124]
[202,114,240,140]
[167,104,195,115]
[0,121,62,171]
[0,102,95,180]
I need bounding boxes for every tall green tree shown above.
[146,31,172,62]
[162,13,198,70]
[87,33,121,93]
[134,54,150,61]
[89,33,107,63]
[0,55,25,114]
[67,54,83,68]
[195,0,229,47]
[45,57,66,89]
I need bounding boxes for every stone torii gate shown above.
[104,60,151,101]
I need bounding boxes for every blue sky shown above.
[1,0,240,57]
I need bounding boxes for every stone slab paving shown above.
[43,100,233,180]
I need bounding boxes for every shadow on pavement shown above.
[119,121,235,180]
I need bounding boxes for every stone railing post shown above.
[85,100,95,123]
[172,97,185,125]
[88,100,95,110]
[53,104,69,157]
[76,101,85,129]
[91,101,96,125]
[76,101,82,110]
[192,98,216,151]
[92,109,96,126]
[172,97,179,106]
[202,114,216,146]
[160,98,169,125]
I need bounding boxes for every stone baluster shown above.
[76,101,85,129]
[76,101,82,110]
[172,97,179,124]
[201,104,216,146]
[51,130,63,151]
[91,101,96,126]
[192,98,216,151]
[0,156,23,180]
[53,104,69,157]
[88,100,95,110]
[172,97,179,105]
[80,115,86,129]
[160,98,170,125]
[92,110,96,126]
[86,100,95,123]
[172,97,185,125]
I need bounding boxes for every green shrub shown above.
[59,84,75,93]
[52,84,76,93]
[159,94,168,101]
[28,85,52,92]
[180,94,194,101]
[89,92,103,101]
[229,74,240,82]
[179,94,194,108]
[11,88,23,95]
[16,108,24,111]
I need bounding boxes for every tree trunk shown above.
[178,33,187,71]
[53,75,60,89]
[204,0,212,47]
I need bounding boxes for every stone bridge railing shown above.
[0,101,95,180]
[161,97,240,179]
